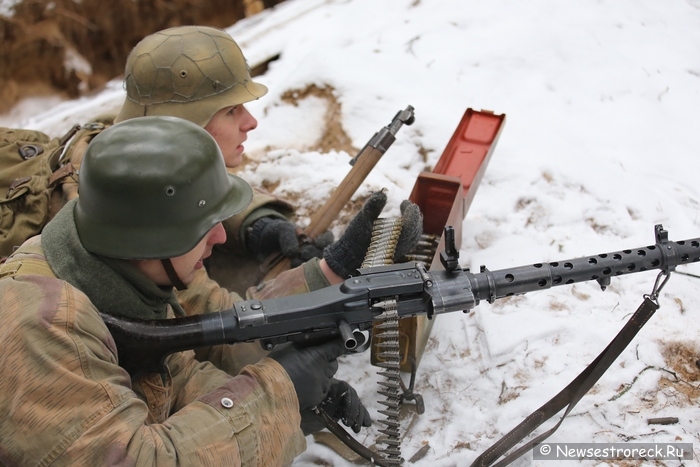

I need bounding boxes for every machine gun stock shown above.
[101,224,700,377]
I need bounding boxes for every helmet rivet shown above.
[213,80,220,89]
[165,186,176,196]
[179,70,188,78]
[198,199,206,207]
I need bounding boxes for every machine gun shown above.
[103,224,699,375]
[101,224,699,465]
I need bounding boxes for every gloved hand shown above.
[292,230,335,268]
[247,216,334,266]
[246,217,300,262]
[323,190,424,278]
[300,378,372,435]
[268,339,346,410]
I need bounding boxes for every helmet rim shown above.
[75,172,252,259]
[114,79,268,127]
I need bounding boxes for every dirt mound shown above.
[0,0,284,114]
[281,84,356,155]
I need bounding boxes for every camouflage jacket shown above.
[0,237,320,466]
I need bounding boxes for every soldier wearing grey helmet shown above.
[0,116,378,465]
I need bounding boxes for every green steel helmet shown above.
[75,116,253,259]
[115,25,268,127]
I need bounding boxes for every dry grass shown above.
[658,341,700,403]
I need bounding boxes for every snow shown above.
[3,0,700,465]
[0,0,21,18]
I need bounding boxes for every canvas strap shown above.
[0,243,55,278]
[470,279,668,466]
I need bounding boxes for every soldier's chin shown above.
[225,149,244,168]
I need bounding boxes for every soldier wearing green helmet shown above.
[0,116,381,464]
[75,115,254,261]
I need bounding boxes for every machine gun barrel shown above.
[463,224,698,306]
[101,225,700,376]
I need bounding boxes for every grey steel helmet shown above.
[75,116,253,259]
[115,25,268,127]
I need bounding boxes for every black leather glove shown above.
[246,217,300,262]
[268,339,346,410]
[323,190,424,278]
[300,378,372,435]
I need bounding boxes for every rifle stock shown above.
[262,105,415,280]
[101,224,699,378]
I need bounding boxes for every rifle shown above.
[261,105,415,281]
[102,224,699,376]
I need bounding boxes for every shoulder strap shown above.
[0,242,55,279]
[470,296,661,467]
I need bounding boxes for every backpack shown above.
[0,116,114,261]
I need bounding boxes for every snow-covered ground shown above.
[3,0,700,465]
